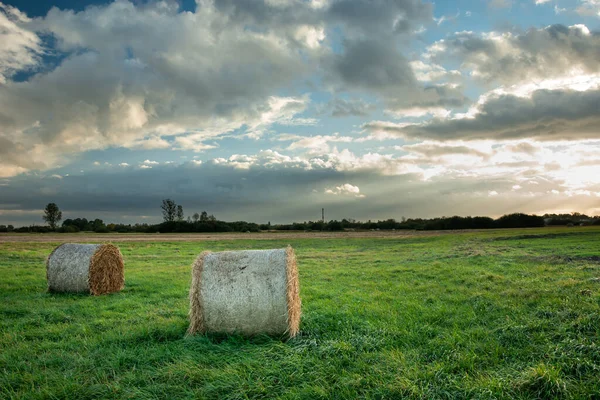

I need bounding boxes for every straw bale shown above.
[188,246,301,337]
[46,243,124,295]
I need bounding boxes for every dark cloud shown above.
[386,83,469,114]
[365,86,600,141]
[327,0,433,35]
[325,38,468,113]
[0,160,397,224]
[326,97,375,117]
[331,38,417,92]
[2,159,599,226]
[211,0,433,35]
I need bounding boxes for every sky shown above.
[0,0,599,226]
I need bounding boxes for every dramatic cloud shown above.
[0,1,315,176]
[428,24,600,85]
[0,0,443,177]
[325,37,468,113]
[3,141,600,225]
[364,80,600,141]
[2,0,600,224]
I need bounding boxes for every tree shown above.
[192,213,200,223]
[176,205,184,221]
[161,199,177,222]
[200,211,208,222]
[43,203,62,231]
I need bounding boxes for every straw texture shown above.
[46,243,124,295]
[188,246,301,337]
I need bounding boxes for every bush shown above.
[496,213,545,229]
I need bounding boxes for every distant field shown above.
[0,229,457,243]
[1,227,599,399]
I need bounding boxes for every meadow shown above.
[1,227,599,399]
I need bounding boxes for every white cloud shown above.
[287,133,354,153]
[0,3,42,83]
[576,0,600,17]
[294,25,325,49]
[325,183,366,198]
[119,163,130,167]
[428,24,600,85]
[410,60,461,83]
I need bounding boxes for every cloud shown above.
[286,133,354,152]
[4,143,600,225]
[576,0,600,17]
[325,183,365,197]
[329,38,416,93]
[364,82,600,141]
[0,0,440,177]
[324,38,467,113]
[489,0,512,9]
[410,60,462,83]
[427,24,600,85]
[535,0,551,4]
[0,3,42,83]
[0,1,313,176]
[434,12,460,26]
[326,97,375,117]
[400,141,491,159]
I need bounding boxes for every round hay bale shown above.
[188,246,301,337]
[46,243,125,295]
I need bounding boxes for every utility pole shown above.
[322,208,325,222]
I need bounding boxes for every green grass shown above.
[1,227,600,399]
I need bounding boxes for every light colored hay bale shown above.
[46,243,124,295]
[188,246,301,337]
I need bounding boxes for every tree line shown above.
[2,201,599,234]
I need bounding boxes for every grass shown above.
[1,226,600,399]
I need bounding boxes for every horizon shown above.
[1,203,597,228]
[1,0,600,226]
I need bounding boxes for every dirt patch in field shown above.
[0,230,461,243]
[489,233,572,241]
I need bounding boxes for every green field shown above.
[1,227,600,399]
